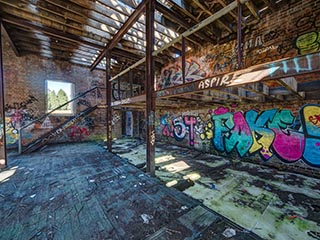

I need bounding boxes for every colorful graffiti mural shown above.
[160,104,320,167]
[157,8,320,90]
[158,59,207,90]
[0,118,4,147]
[4,96,39,146]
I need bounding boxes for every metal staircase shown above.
[18,87,104,154]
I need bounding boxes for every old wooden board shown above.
[0,142,262,239]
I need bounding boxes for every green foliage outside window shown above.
[47,89,70,110]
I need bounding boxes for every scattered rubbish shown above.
[222,228,236,238]
[165,227,181,235]
[172,179,194,191]
[311,204,320,212]
[136,163,146,169]
[49,197,55,201]
[307,231,320,240]
[211,184,217,190]
[287,215,304,220]
[89,179,95,183]
[120,175,126,179]
[141,213,153,224]
[288,194,294,201]
[263,185,271,191]
[109,180,114,183]
[134,184,137,187]
[24,171,30,175]
[181,206,188,210]
[138,174,144,178]
[30,194,36,198]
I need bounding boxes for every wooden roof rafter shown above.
[90,0,148,70]
[0,0,150,53]
[0,23,20,57]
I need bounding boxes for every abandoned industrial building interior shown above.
[0,0,320,239]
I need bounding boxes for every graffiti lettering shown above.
[161,104,320,167]
[198,75,232,90]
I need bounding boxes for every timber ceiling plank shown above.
[0,0,149,52]
[1,23,20,56]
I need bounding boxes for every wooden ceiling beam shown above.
[155,2,214,43]
[1,17,145,64]
[262,0,277,13]
[11,24,144,64]
[165,0,223,36]
[19,48,92,66]
[217,0,239,21]
[43,0,177,48]
[90,0,148,70]
[191,0,234,33]
[0,1,148,53]
[245,0,261,19]
[110,0,249,82]
[0,23,20,56]
[277,77,305,100]
[70,0,179,44]
[241,82,283,101]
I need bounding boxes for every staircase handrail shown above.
[19,86,99,131]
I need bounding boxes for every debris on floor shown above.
[113,138,320,240]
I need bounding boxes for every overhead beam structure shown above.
[109,0,249,82]
[110,51,320,108]
[1,24,20,57]
[0,22,7,168]
[90,0,148,71]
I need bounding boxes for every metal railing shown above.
[18,87,104,154]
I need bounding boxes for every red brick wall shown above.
[157,100,320,177]
[1,34,121,148]
[157,0,320,89]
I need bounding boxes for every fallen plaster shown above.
[113,138,320,240]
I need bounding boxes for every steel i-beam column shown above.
[105,53,112,152]
[0,22,7,168]
[237,0,243,69]
[146,0,155,176]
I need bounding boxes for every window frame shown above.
[45,80,75,116]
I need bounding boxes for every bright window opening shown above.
[46,80,75,115]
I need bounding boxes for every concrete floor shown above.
[0,142,261,240]
[112,138,320,240]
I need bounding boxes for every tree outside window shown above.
[46,80,74,115]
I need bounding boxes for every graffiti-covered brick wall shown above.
[1,35,114,147]
[157,101,320,176]
[157,0,320,89]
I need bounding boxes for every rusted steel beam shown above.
[182,37,186,84]
[111,94,146,107]
[90,0,148,71]
[0,22,7,168]
[129,70,133,97]
[110,0,249,82]
[106,53,112,152]
[156,52,320,98]
[155,1,215,43]
[237,0,243,69]
[146,0,155,176]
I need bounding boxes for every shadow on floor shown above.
[1,142,261,240]
[112,138,320,240]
